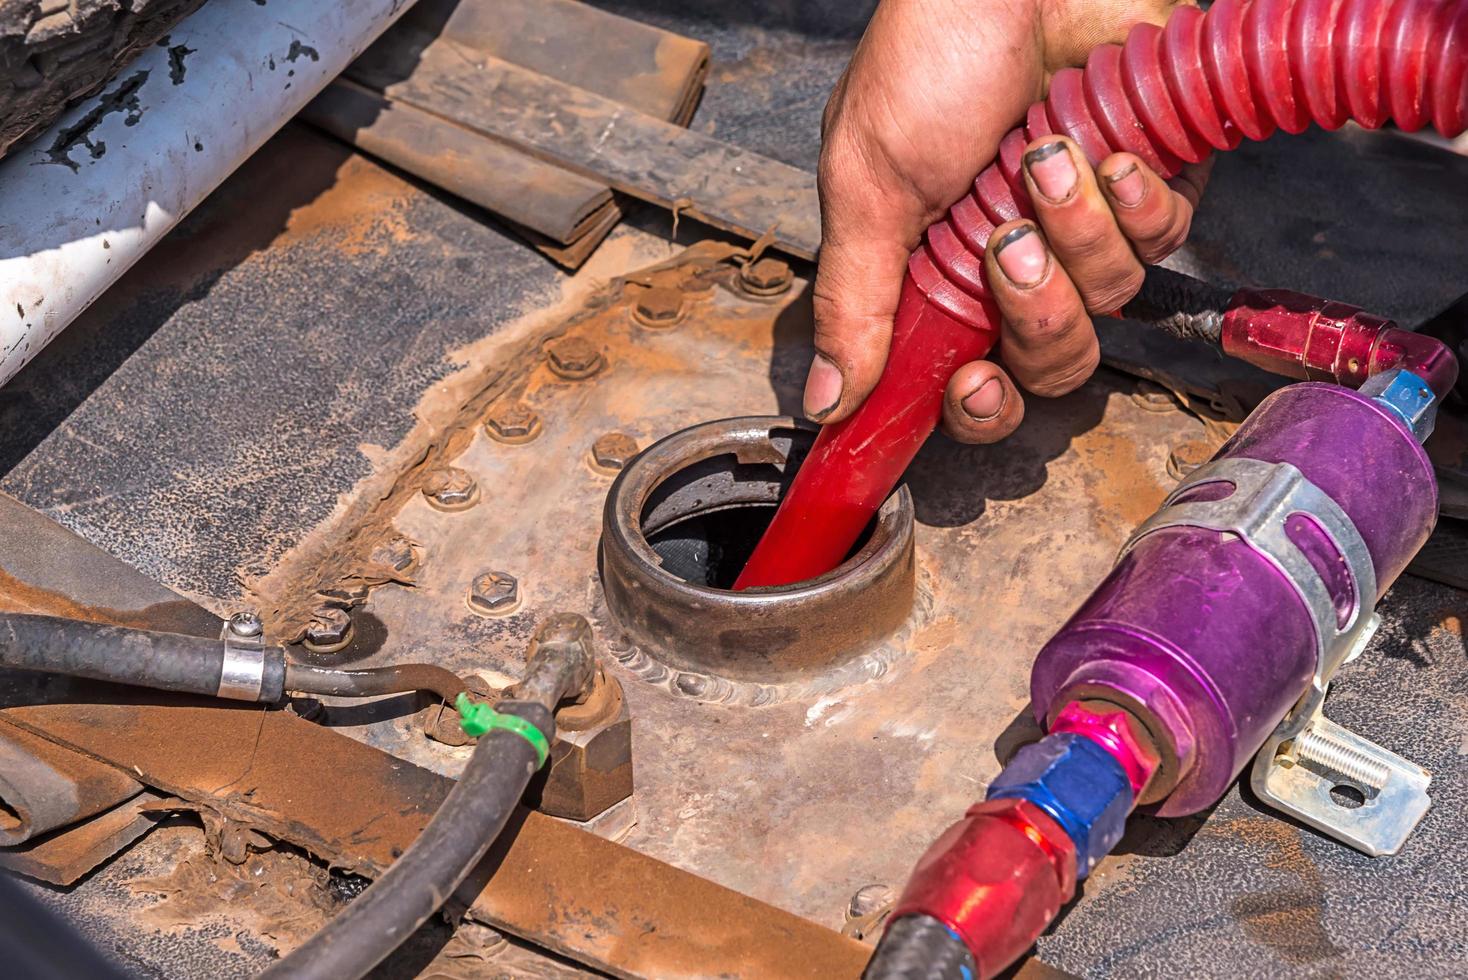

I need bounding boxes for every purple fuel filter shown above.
[1030,376,1441,819]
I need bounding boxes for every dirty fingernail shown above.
[994,226,1047,287]
[962,378,1004,421]
[1025,141,1077,202]
[803,353,843,420]
[1105,164,1146,207]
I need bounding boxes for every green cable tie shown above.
[456,693,550,769]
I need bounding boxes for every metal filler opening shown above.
[599,416,917,704]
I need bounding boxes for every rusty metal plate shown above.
[254,228,1203,932]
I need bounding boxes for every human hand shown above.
[809,0,1211,442]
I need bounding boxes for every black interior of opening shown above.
[649,504,780,588]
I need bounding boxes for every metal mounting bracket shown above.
[1250,614,1432,857]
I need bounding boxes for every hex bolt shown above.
[467,571,521,617]
[590,432,639,473]
[227,610,263,638]
[546,336,605,380]
[1131,380,1178,413]
[422,467,479,512]
[739,257,793,297]
[319,582,371,610]
[1166,439,1216,481]
[632,286,686,328]
[371,534,419,573]
[485,401,542,445]
[302,605,353,652]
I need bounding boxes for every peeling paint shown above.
[43,70,151,171]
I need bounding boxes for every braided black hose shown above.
[1121,265,1231,344]
[864,914,979,980]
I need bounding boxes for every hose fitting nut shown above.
[986,732,1133,879]
[1360,368,1437,443]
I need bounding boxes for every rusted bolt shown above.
[1131,380,1178,413]
[467,571,521,617]
[485,401,542,445]
[740,257,793,297]
[319,582,371,610]
[370,534,418,573]
[227,611,263,638]
[1166,439,1217,481]
[590,432,639,473]
[303,605,353,652]
[632,286,686,328]
[546,336,605,380]
[422,467,479,512]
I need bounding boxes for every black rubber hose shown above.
[1122,265,1233,345]
[0,612,285,701]
[864,914,979,980]
[285,662,467,704]
[261,700,552,980]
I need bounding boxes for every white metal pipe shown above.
[0,0,418,387]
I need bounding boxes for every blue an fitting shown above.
[1360,368,1437,443]
[985,733,1132,878]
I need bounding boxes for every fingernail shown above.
[1105,163,1145,207]
[1025,141,1077,203]
[803,353,843,420]
[993,226,1047,286]
[962,378,1004,421]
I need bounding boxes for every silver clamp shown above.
[1124,457,1430,855]
[219,612,267,702]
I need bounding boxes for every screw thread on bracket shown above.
[1294,728,1391,790]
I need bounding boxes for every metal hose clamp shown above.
[1121,457,1429,855]
[219,613,268,701]
[1121,456,1377,717]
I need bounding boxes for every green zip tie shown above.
[456,693,550,769]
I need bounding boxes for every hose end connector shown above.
[1360,368,1439,443]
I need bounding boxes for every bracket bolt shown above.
[303,605,353,652]
[228,611,263,638]
[739,257,793,297]
[423,467,479,512]
[547,336,605,380]
[370,534,419,573]
[485,402,542,444]
[1131,380,1178,413]
[632,286,686,327]
[590,432,639,473]
[1166,439,1216,480]
[468,571,521,617]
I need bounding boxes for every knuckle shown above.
[1080,267,1145,314]
[1025,345,1100,398]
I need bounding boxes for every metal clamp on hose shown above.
[219,612,269,702]
[1123,457,1429,855]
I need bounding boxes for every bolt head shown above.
[846,883,894,920]
[1166,439,1216,481]
[1131,380,1178,412]
[228,611,263,638]
[547,336,605,380]
[591,432,639,472]
[422,467,479,511]
[303,605,353,649]
[485,402,542,444]
[370,534,418,573]
[468,571,520,616]
[633,286,685,326]
[740,257,792,295]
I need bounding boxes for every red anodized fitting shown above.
[735,0,1468,590]
[890,797,1077,979]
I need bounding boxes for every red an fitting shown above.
[1222,289,1460,397]
[891,797,1077,979]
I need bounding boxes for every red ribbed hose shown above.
[735,0,1468,590]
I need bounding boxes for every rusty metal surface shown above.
[350,41,821,258]
[256,234,1201,936]
[600,415,917,698]
[0,790,161,886]
[0,718,141,844]
[316,0,711,263]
